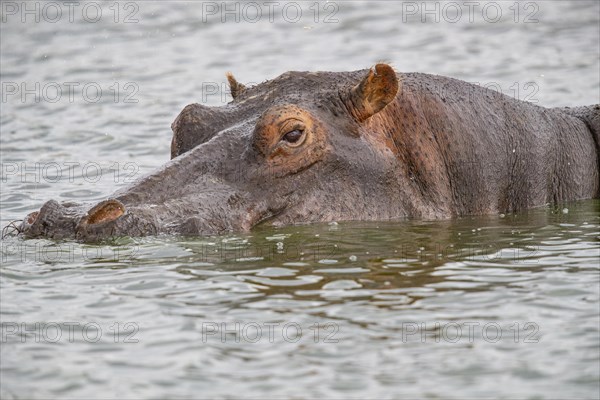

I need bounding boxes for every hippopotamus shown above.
[10,64,600,240]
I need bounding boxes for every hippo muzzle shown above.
[18,199,156,240]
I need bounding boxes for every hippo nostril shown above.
[85,199,126,225]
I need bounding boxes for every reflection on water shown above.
[1,1,599,399]
[2,201,599,399]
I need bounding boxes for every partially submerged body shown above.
[11,64,600,240]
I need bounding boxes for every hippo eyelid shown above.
[279,118,305,133]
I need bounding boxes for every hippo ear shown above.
[346,63,399,122]
[226,72,246,99]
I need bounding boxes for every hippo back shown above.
[554,104,600,154]
[555,104,600,195]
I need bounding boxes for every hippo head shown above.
[16,64,413,241]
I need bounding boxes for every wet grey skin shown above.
[13,64,600,241]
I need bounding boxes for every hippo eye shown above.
[282,129,304,145]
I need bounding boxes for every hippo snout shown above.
[19,199,76,239]
[18,199,128,240]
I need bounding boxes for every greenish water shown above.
[2,201,599,399]
[1,1,599,399]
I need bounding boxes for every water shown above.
[1,1,599,398]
